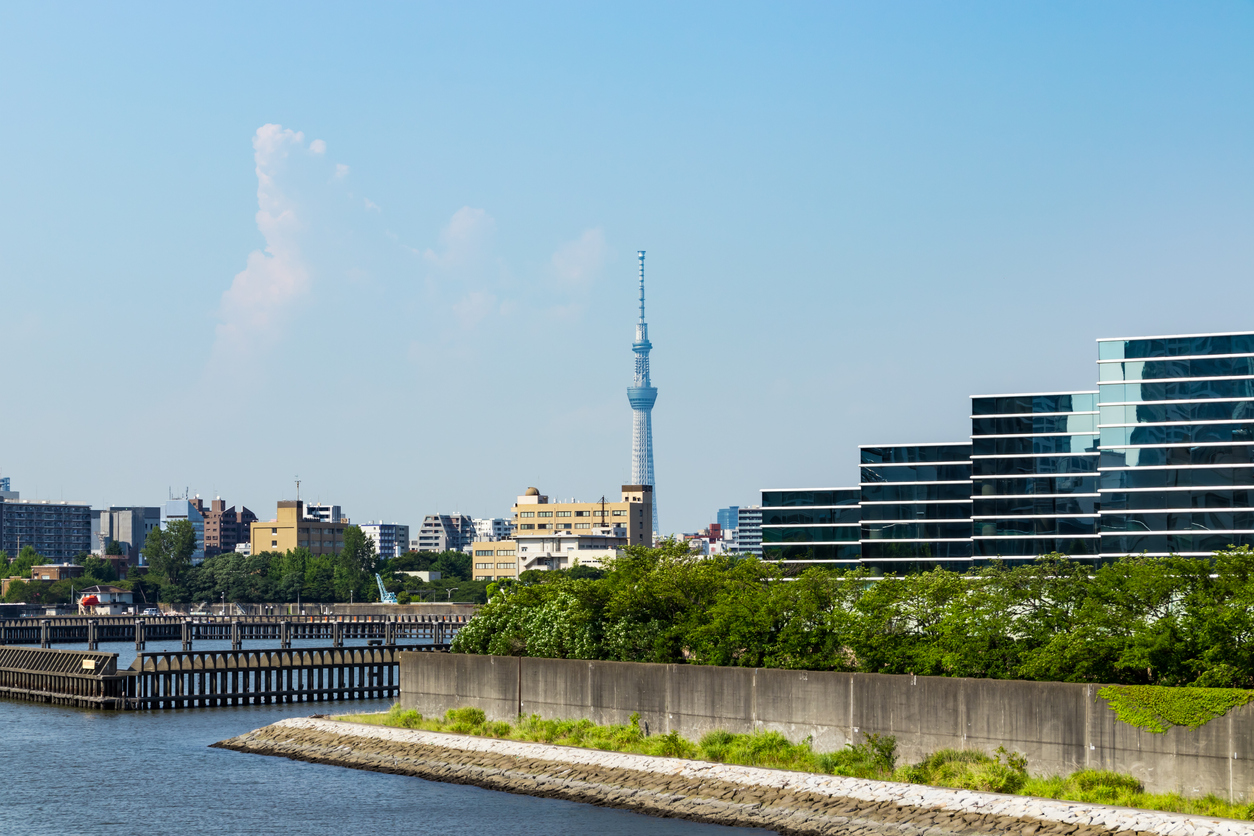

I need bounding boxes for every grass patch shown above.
[336,705,1254,821]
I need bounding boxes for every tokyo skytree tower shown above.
[627,250,659,536]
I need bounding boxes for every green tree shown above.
[3,579,30,603]
[105,539,125,556]
[81,556,118,582]
[341,526,379,574]
[144,520,197,586]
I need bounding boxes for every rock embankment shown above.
[213,717,1253,836]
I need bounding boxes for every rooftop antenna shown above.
[295,476,301,503]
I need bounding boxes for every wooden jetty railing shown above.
[0,614,468,651]
[0,646,126,709]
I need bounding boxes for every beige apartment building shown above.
[471,485,653,581]
[250,500,348,556]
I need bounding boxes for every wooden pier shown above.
[0,643,449,710]
[0,614,466,651]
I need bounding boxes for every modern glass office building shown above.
[760,488,860,566]
[1097,332,1254,558]
[858,444,972,573]
[970,392,1100,562]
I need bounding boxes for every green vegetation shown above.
[452,540,1254,689]
[1097,685,1254,733]
[340,706,1254,820]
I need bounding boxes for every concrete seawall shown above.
[399,653,1254,801]
[213,717,1254,836]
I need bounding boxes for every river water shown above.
[0,640,770,836]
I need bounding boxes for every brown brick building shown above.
[197,498,258,558]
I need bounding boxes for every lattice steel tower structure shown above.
[628,250,659,536]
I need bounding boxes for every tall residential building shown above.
[359,522,410,560]
[1097,332,1254,558]
[304,503,344,524]
[201,499,258,558]
[470,485,654,581]
[761,491,857,565]
[415,514,476,553]
[734,505,763,556]
[0,498,92,562]
[971,392,1100,561]
[473,517,513,542]
[160,499,206,564]
[628,250,660,537]
[91,506,161,562]
[250,500,347,555]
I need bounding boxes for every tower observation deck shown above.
[628,250,659,537]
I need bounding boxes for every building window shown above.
[519,512,535,518]
[556,511,571,517]
[271,540,278,547]
[575,511,589,517]
[476,549,494,556]
[613,510,627,516]
[520,524,535,530]
[538,511,553,517]
[496,549,515,556]
[496,562,515,569]
[271,528,278,534]
[575,523,590,529]
[475,562,493,569]
[537,524,550,529]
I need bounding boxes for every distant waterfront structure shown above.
[761,329,1254,574]
[249,500,346,555]
[627,250,659,538]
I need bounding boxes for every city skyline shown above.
[0,5,1251,534]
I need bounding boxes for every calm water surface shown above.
[1,641,771,836]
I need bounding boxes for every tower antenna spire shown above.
[627,249,659,538]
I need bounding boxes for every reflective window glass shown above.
[763,543,862,562]
[1100,446,1254,469]
[1103,379,1254,404]
[859,541,974,560]
[973,434,1099,457]
[971,475,1098,496]
[973,537,1099,557]
[860,445,971,464]
[861,464,971,483]
[859,483,972,503]
[761,490,859,508]
[972,415,1097,436]
[1116,335,1254,359]
[762,526,860,543]
[972,495,1097,516]
[761,507,860,525]
[860,502,972,521]
[970,456,1098,477]
[1102,532,1254,554]
[1099,467,1254,490]
[862,521,972,540]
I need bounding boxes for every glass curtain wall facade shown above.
[859,444,972,573]
[970,393,1100,562]
[1097,333,1254,557]
[760,489,860,566]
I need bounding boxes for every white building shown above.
[473,517,512,542]
[359,522,410,560]
[161,499,205,564]
[513,525,628,573]
[78,585,134,616]
[734,506,762,556]
[304,503,344,524]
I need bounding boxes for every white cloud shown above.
[364,198,381,212]
[453,290,498,329]
[211,124,311,361]
[335,163,349,179]
[423,207,496,270]
[309,139,326,154]
[550,227,606,287]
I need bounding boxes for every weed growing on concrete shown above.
[340,706,1254,820]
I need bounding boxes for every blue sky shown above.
[0,3,1251,534]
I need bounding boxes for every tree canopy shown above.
[450,542,1254,689]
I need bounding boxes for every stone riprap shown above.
[213,717,1254,836]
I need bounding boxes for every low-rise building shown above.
[470,485,653,581]
[78,585,133,615]
[250,500,348,555]
[29,564,86,582]
[473,517,513,542]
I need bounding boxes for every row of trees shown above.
[451,540,1254,688]
[1,521,487,606]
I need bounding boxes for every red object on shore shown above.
[79,595,99,607]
